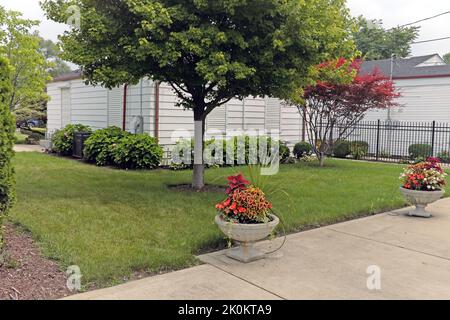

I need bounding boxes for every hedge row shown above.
[171,136,291,169]
[0,57,15,250]
[52,125,163,170]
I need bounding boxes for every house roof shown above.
[52,70,82,82]
[52,54,450,83]
[360,54,450,79]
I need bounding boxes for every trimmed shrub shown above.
[350,141,369,160]
[293,142,312,159]
[279,142,291,162]
[0,57,15,250]
[172,136,289,169]
[84,126,130,166]
[333,141,351,158]
[227,135,289,165]
[438,151,450,164]
[408,144,432,160]
[52,124,92,156]
[111,134,163,169]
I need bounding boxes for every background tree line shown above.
[0,5,73,125]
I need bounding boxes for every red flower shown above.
[226,173,249,195]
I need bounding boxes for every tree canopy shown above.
[43,0,355,188]
[39,37,72,77]
[353,17,419,61]
[0,6,51,111]
[444,53,450,65]
[295,58,399,166]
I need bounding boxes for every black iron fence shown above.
[322,120,450,163]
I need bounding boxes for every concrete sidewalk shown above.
[14,145,44,153]
[67,199,450,300]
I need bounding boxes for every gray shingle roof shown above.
[52,70,82,82]
[360,54,450,79]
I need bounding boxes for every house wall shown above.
[46,80,304,149]
[364,76,450,123]
[354,76,450,157]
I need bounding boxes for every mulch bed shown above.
[0,224,72,300]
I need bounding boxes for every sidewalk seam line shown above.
[326,227,450,262]
[207,264,287,300]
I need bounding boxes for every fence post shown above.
[431,120,436,157]
[376,119,381,161]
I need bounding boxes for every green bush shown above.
[172,136,289,168]
[111,134,163,170]
[437,151,450,164]
[350,141,369,160]
[84,126,130,166]
[0,57,15,250]
[279,142,291,162]
[333,141,351,158]
[52,124,92,156]
[379,150,390,158]
[14,132,28,144]
[20,128,44,143]
[408,144,432,160]
[20,128,45,140]
[293,142,312,159]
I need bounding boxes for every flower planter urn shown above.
[215,214,280,263]
[400,187,445,218]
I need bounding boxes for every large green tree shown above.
[0,7,51,111]
[444,53,450,65]
[43,0,354,189]
[39,37,72,78]
[353,17,419,61]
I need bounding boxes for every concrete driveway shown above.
[67,199,450,300]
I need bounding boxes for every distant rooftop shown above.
[53,54,450,83]
[360,54,450,79]
[52,70,82,82]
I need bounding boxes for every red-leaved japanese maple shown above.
[299,58,399,166]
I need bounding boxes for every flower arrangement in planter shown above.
[399,157,447,217]
[215,173,279,263]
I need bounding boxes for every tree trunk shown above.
[192,111,205,190]
[319,153,326,167]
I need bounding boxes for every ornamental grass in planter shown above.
[399,157,447,218]
[215,174,279,263]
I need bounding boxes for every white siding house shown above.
[47,72,303,149]
[362,54,450,123]
[351,54,450,158]
[47,54,450,156]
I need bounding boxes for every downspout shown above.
[154,81,160,139]
[122,84,128,131]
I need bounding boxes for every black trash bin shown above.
[73,132,92,159]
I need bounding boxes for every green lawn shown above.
[10,153,439,288]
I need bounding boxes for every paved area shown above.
[67,199,450,300]
[14,144,44,153]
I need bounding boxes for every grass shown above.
[10,153,445,288]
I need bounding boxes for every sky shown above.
[1,0,450,58]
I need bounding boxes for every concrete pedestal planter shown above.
[215,214,279,263]
[400,187,445,218]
